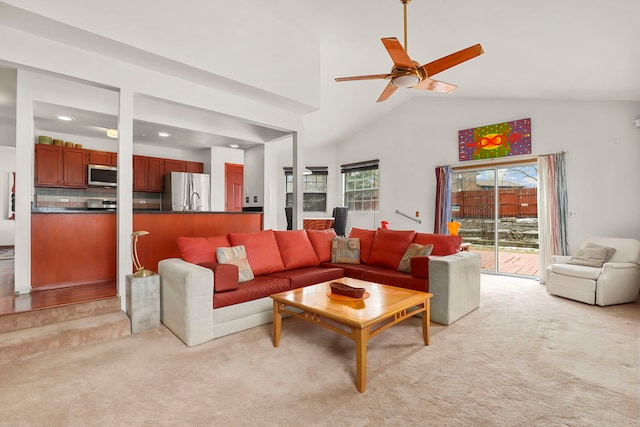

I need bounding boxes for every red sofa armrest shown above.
[410,256,430,278]
[197,262,239,292]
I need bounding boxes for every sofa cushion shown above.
[320,262,369,280]
[228,230,286,276]
[216,246,254,283]
[362,266,429,293]
[177,236,230,264]
[413,233,462,256]
[550,263,602,280]
[331,237,361,264]
[274,230,320,269]
[269,267,344,289]
[213,275,291,309]
[306,228,337,262]
[348,227,377,263]
[198,262,239,292]
[398,243,434,273]
[368,228,416,269]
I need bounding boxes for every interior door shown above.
[225,163,244,212]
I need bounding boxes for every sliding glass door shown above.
[451,164,539,276]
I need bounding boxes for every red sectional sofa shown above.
[158,227,481,346]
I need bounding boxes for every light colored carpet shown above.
[1,275,638,426]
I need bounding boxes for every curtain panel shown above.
[434,166,453,234]
[537,153,568,283]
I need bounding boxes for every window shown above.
[284,167,328,212]
[341,159,379,212]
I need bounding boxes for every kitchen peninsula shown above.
[31,211,263,291]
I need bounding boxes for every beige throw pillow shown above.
[583,242,616,262]
[216,245,255,283]
[398,243,434,274]
[567,246,608,268]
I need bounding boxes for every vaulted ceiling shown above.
[1,0,638,149]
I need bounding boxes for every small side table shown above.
[126,274,160,333]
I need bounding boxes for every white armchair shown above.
[546,237,640,306]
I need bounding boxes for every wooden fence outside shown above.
[452,188,538,218]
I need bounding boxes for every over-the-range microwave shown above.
[88,164,117,187]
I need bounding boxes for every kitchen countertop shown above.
[32,208,261,214]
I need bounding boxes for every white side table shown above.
[126,274,161,333]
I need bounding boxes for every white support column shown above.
[14,70,33,295]
[292,131,304,230]
[117,88,134,310]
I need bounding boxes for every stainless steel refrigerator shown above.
[161,172,211,211]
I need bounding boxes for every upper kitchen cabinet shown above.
[164,159,186,174]
[133,155,165,192]
[186,161,204,173]
[34,144,63,187]
[35,144,87,188]
[63,147,88,187]
[89,150,117,166]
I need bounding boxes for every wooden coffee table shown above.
[270,277,432,393]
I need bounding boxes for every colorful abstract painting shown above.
[458,118,532,161]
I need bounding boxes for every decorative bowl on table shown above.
[329,282,366,299]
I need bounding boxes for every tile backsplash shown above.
[34,188,161,210]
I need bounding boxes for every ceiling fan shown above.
[335,0,484,102]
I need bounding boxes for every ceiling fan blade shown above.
[421,44,484,77]
[381,37,415,69]
[377,81,398,102]
[335,73,392,82]
[414,77,457,93]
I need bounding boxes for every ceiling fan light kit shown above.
[391,74,420,88]
[335,0,484,102]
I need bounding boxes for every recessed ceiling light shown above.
[228,144,240,149]
[56,115,75,121]
[106,129,118,138]
[157,132,171,137]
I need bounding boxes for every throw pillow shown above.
[331,237,361,264]
[228,230,286,276]
[177,236,230,264]
[306,228,337,262]
[347,227,377,263]
[584,242,616,262]
[367,228,417,269]
[216,245,255,282]
[413,233,463,256]
[567,246,609,268]
[398,243,434,274]
[274,230,320,269]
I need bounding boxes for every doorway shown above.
[225,163,244,212]
[452,163,539,276]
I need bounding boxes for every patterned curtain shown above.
[434,166,453,234]
[537,153,568,283]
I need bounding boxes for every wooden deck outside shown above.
[470,247,539,276]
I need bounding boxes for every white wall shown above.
[0,146,15,245]
[243,145,264,209]
[334,97,640,252]
[1,0,320,110]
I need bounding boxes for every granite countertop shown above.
[32,208,261,214]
